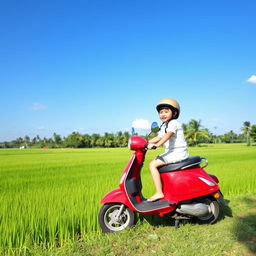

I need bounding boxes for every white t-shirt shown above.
[158,120,187,152]
[157,120,188,163]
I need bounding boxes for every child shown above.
[147,98,189,202]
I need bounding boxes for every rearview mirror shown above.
[151,122,160,133]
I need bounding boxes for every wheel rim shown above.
[104,205,131,232]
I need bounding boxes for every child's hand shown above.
[147,143,157,150]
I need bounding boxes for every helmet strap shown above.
[164,120,170,133]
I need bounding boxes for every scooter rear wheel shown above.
[196,198,220,224]
[98,203,135,233]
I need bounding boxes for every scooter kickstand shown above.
[175,219,179,230]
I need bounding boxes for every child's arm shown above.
[148,132,174,149]
[148,136,161,144]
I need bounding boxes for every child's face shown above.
[159,108,173,122]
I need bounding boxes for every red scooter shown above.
[98,123,224,232]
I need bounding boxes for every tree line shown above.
[1,120,256,149]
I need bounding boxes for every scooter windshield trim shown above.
[120,154,136,185]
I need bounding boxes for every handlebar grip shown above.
[151,145,157,150]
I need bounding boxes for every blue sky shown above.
[0,0,256,141]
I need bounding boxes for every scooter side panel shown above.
[100,188,132,208]
[161,167,219,202]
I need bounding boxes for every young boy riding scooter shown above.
[147,98,189,202]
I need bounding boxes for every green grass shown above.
[7,195,256,256]
[0,144,256,255]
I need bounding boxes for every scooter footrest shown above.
[167,201,176,206]
[133,200,175,212]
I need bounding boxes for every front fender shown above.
[100,188,130,206]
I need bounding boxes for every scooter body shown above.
[99,136,224,232]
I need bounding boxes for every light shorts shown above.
[156,148,189,164]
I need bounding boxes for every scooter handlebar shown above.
[144,144,157,150]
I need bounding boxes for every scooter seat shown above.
[158,156,201,173]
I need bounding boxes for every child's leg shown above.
[148,158,166,202]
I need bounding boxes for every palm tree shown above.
[103,132,114,147]
[23,135,30,147]
[90,133,100,147]
[241,121,251,146]
[186,120,210,146]
[250,125,256,143]
[182,123,189,139]
[53,133,62,147]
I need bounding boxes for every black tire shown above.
[98,203,135,233]
[196,197,220,224]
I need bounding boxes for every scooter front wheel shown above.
[98,203,135,233]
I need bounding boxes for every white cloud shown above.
[132,119,150,130]
[29,103,47,111]
[37,126,45,131]
[247,75,256,84]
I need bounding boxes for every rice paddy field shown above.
[0,144,256,254]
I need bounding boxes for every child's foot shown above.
[147,193,164,202]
